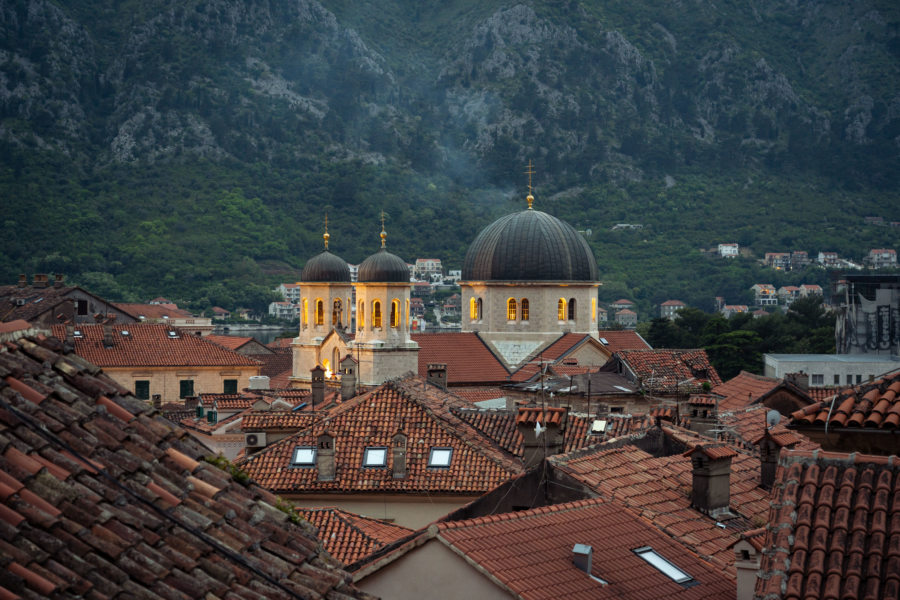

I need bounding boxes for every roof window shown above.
[362,447,387,468]
[633,547,693,584]
[167,330,179,338]
[120,330,130,336]
[590,420,607,434]
[73,330,83,338]
[428,447,453,468]
[291,446,316,467]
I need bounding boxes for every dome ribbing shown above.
[301,251,351,283]
[358,249,409,283]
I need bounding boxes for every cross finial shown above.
[525,160,535,210]
[323,213,330,250]
[380,211,387,248]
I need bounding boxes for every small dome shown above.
[462,209,598,281]
[301,251,351,283]
[358,249,409,283]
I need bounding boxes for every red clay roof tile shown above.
[296,507,413,566]
[412,333,509,384]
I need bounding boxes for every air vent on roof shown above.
[14,298,26,306]
[245,432,267,447]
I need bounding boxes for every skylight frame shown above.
[362,447,388,468]
[290,446,316,467]
[633,546,693,584]
[428,447,453,469]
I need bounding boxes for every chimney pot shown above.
[311,365,325,406]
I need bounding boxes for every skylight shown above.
[599,337,609,345]
[291,446,316,467]
[428,447,453,468]
[633,547,693,583]
[73,330,82,338]
[591,420,607,434]
[362,447,387,468]
[120,330,130,336]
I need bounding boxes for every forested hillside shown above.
[1,0,898,314]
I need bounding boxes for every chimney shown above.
[572,544,592,574]
[151,394,161,410]
[683,444,736,516]
[103,324,114,348]
[427,363,447,389]
[33,273,48,288]
[311,365,325,406]
[53,273,64,287]
[753,429,798,490]
[785,371,809,391]
[340,356,356,400]
[248,375,270,390]
[17,274,26,288]
[316,433,335,481]
[391,432,407,479]
[516,407,567,469]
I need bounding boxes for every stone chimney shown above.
[311,365,325,406]
[391,432,407,479]
[516,407,567,469]
[316,433,335,481]
[17,274,26,288]
[53,273,64,287]
[103,324,114,348]
[340,356,357,400]
[784,371,809,391]
[427,363,447,389]
[572,544,593,574]
[33,273,49,288]
[753,430,799,490]
[683,444,737,516]
[152,394,162,410]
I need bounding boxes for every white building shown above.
[718,243,739,258]
[764,354,900,387]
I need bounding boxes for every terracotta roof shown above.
[789,371,900,430]
[435,496,735,599]
[237,377,524,495]
[714,371,783,412]
[596,330,652,352]
[715,405,819,455]
[661,300,687,306]
[412,332,509,384]
[267,337,294,350]
[509,333,593,382]
[205,334,255,350]
[617,349,722,392]
[0,320,32,334]
[755,449,900,600]
[49,323,261,368]
[242,411,321,431]
[296,507,414,566]
[448,386,506,404]
[252,352,294,379]
[550,431,772,574]
[0,335,370,599]
[113,302,195,320]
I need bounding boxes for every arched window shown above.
[558,299,566,321]
[332,299,342,327]
[592,298,597,322]
[390,299,400,328]
[477,298,482,320]
[301,298,308,326]
[406,299,410,327]
[333,348,340,374]
[521,298,529,321]
[470,298,478,321]
[315,299,324,326]
[358,301,364,330]
[373,300,382,328]
[507,298,517,321]
[568,298,576,321]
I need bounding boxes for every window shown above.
[847,374,853,385]
[592,299,597,322]
[428,447,453,468]
[373,300,382,328]
[834,374,840,385]
[507,298,517,321]
[134,380,150,400]
[520,299,529,321]
[558,298,566,320]
[391,299,400,328]
[315,299,324,326]
[302,298,308,326]
[358,301,364,330]
[76,299,88,316]
[811,374,824,386]
[363,447,387,467]
[470,297,478,321]
[568,298,576,321]
[291,446,316,467]
[332,299,342,327]
[223,379,237,394]
[856,374,862,384]
[179,379,194,399]
[633,547,693,584]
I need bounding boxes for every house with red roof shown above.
[114,301,214,336]
[296,507,414,566]
[613,348,722,395]
[236,376,525,528]
[50,323,261,405]
[206,334,273,355]
[1,274,138,327]
[659,299,687,320]
[352,496,735,599]
[712,370,814,415]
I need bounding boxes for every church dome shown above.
[301,250,351,283]
[358,249,409,283]
[462,208,598,281]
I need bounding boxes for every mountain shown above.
[1,0,898,313]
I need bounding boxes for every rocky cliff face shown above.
[0,0,897,186]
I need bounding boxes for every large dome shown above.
[358,249,409,283]
[462,209,599,281]
[301,250,351,283]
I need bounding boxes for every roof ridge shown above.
[437,496,608,531]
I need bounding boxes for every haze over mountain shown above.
[2,0,898,312]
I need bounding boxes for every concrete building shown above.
[763,353,900,387]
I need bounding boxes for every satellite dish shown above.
[766,409,781,429]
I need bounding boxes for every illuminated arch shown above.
[373,300,382,328]
[507,298,517,321]
[358,301,364,330]
[315,299,324,326]
[521,298,529,321]
[390,299,400,328]
[558,299,566,321]
[332,298,343,327]
[301,298,308,326]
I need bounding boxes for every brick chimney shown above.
[340,356,357,400]
[683,444,737,516]
[516,407,567,469]
[311,365,325,406]
[752,430,799,490]
[784,371,809,391]
[33,273,48,288]
[427,363,447,389]
[17,274,26,288]
[53,273,64,287]
[316,433,335,481]
[391,432,407,479]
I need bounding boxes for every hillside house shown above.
[866,248,897,269]
[276,282,302,302]
[718,243,739,258]
[764,252,791,270]
[659,299,686,320]
[615,308,637,328]
[776,286,800,304]
[268,300,299,320]
[817,251,839,266]
[413,258,443,280]
[751,284,778,306]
